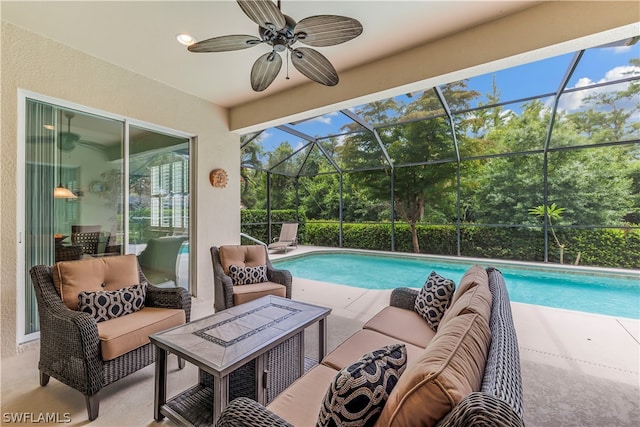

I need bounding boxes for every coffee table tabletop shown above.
[150,295,331,425]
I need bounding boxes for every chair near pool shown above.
[268,223,299,253]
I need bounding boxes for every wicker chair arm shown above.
[267,266,293,299]
[436,392,525,427]
[210,246,235,311]
[215,397,292,427]
[145,285,192,323]
[389,287,419,310]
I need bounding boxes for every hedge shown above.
[304,220,639,269]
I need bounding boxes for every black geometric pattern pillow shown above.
[228,264,268,285]
[77,283,146,322]
[317,344,407,427]
[414,271,455,331]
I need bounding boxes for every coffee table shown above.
[150,295,331,426]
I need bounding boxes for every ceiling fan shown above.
[187,0,363,92]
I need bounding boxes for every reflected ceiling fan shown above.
[58,112,101,152]
[187,0,363,91]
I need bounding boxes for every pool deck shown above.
[270,245,640,386]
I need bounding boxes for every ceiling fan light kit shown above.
[188,0,362,91]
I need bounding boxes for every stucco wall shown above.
[1,22,240,358]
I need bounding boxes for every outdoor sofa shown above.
[216,265,524,426]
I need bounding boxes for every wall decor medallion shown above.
[209,169,228,188]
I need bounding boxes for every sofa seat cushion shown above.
[375,312,491,427]
[363,306,436,348]
[232,282,286,306]
[52,254,140,310]
[219,245,266,275]
[322,329,425,371]
[439,265,492,328]
[97,306,186,361]
[318,344,407,427]
[268,364,339,426]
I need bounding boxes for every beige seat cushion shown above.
[321,329,426,371]
[218,245,266,274]
[97,307,186,361]
[267,364,339,426]
[232,282,286,305]
[52,254,139,310]
[375,312,491,427]
[439,265,492,328]
[363,305,437,348]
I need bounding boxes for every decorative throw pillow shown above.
[77,283,146,322]
[317,344,407,427]
[414,271,456,331]
[228,264,268,285]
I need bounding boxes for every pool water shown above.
[274,252,640,319]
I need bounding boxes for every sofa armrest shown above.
[145,285,192,323]
[215,397,292,427]
[436,392,525,427]
[389,287,419,310]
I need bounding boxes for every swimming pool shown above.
[273,251,640,319]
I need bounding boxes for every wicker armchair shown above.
[30,258,191,421]
[210,245,292,312]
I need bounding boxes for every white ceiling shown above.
[1,0,540,109]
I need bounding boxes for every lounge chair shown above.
[268,222,298,253]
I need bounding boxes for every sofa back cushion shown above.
[219,245,267,275]
[52,254,140,310]
[439,265,492,328]
[375,312,491,427]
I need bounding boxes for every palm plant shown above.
[529,203,567,263]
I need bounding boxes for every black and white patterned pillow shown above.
[228,264,268,285]
[318,344,407,427]
[414,271,455,331]
[77,283,146,322]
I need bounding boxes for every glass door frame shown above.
[17,90,196,344]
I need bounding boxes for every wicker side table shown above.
[150,296,331,426]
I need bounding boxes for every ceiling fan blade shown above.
[294,15,363,47]
[291,47,339,86]
[251,51,282,91]
[188,35,262,52]
[237,0,286,32]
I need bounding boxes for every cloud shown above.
[557,65,640,113]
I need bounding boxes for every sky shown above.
[248,37,640,161]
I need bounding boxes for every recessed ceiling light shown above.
[176,33,197,46]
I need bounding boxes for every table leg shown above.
[212,374,229,423]
[154,346,168,421]
[318,317,328,361]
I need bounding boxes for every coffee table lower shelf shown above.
[161,384,214,427]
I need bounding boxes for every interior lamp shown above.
[53,111,77,199]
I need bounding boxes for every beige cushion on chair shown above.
[97,306,186,360]
[232,282,286,305]
[218,245,267,274]
[52,254,140,310]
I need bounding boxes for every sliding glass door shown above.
[22,96,192,339]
